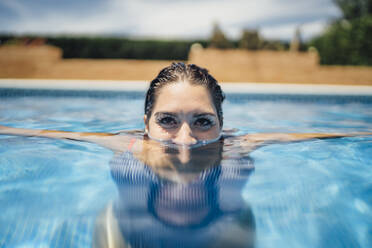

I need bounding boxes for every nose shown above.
[173,122,197,146]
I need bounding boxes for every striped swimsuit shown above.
[109,151,255,248]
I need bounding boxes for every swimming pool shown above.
[0,81,372,247]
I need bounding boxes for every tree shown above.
[239,29,261,50]
[209,23,232,49]
[310,0,372,65]
[334,0,371,20]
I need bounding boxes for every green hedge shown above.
[0,34,292,61]
[0,34,210,60]
[46,37,210,60]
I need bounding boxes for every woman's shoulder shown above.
[110,151,156,184]
[219,155,255,180]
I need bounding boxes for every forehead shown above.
[153,81,216,114]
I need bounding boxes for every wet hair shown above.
[144,62,225,127]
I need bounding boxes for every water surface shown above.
[0,89,371,247]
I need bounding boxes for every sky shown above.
[0,0,342,41]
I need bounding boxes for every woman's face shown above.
[145,81,221,145]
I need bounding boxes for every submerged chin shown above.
[147,133,222,149]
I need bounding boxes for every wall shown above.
[188,47,372,85]
[0,44,371,85]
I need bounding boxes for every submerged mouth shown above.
[147,133,222,149]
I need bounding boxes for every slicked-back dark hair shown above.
[144,62,225,127]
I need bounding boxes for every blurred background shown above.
[0,0,371,84]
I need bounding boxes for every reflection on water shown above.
[94,139,255,248]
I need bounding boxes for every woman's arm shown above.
[229,132,372,152]
[0,124,115,141]
[0,124,133,153]
[243,132,371,143]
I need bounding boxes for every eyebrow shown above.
[154,112,177,117]
[193,113,217,118]
[154,112,217,118]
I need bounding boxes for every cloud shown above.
[0,0,131,34]
[0,0,341,40]
[260,20,329,41]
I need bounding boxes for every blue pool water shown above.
[0,88,371,247]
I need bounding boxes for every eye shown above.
[156,115,179,128]
[194,117,214,130]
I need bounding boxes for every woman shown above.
[0,62,370,247]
